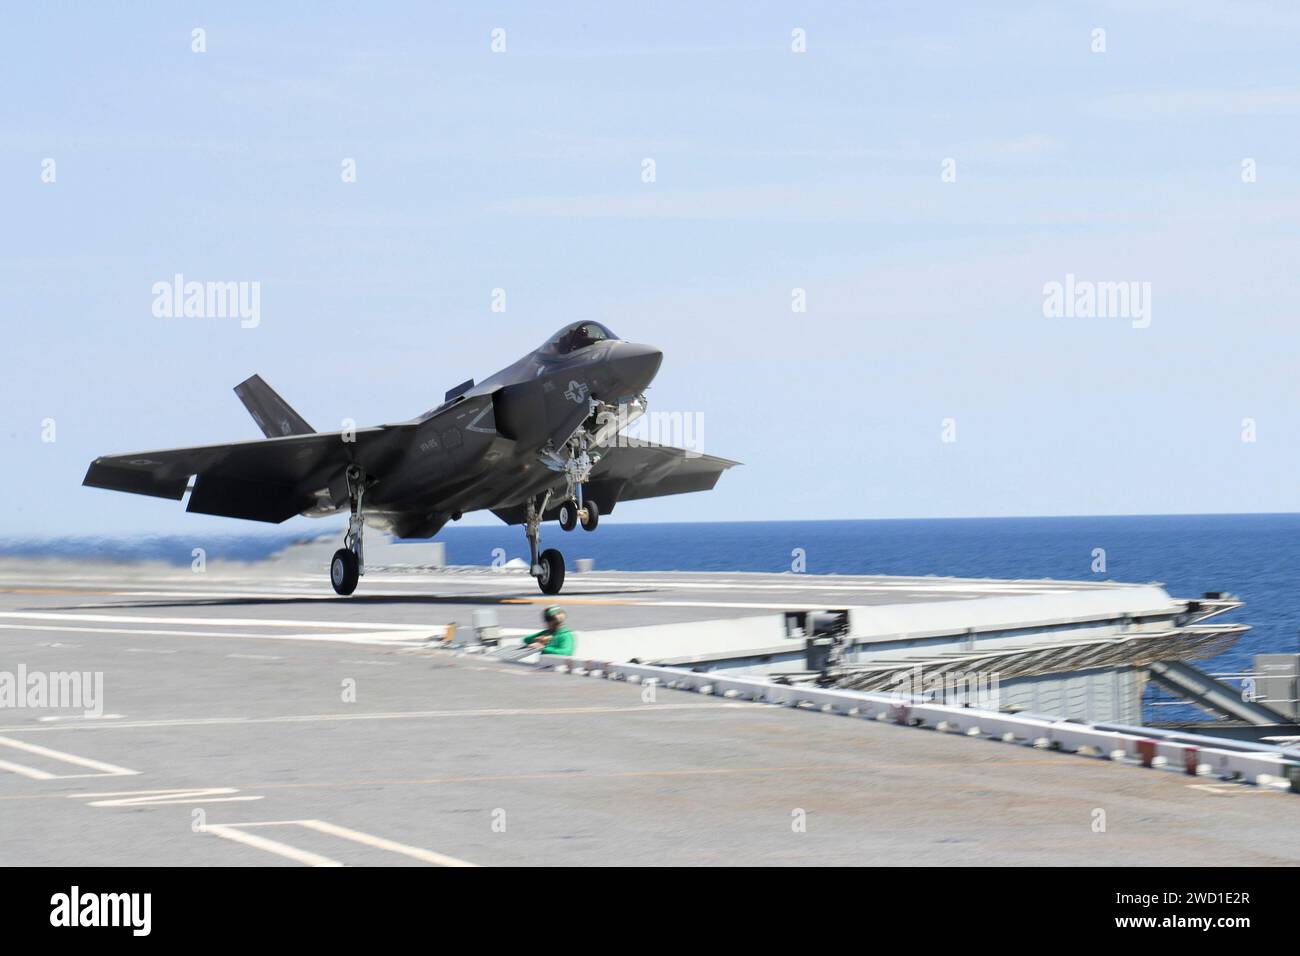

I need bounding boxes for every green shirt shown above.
[522,624,575,656]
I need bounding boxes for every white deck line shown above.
[0,623,431,646]
[0,701,752,735]
[203,824,344,867]
[0,611,436,632]
[0,734,138,776]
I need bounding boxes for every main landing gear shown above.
[525,489,602,595]
[330,466,366,596]
[525,491,565,595]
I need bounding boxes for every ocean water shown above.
[433,514,1300,678]
[7,514,1298,679]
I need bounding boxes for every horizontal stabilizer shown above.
[83,461,189,500]
[234,374,315,438]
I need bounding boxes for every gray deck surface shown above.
[0,559,1295,866]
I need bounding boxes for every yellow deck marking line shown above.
[234,756,1086,793]
[501,596,841,610]
[503,597,637,606]
[413,576,1083,594]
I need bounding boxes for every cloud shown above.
[1089,87,1300,119]
[1107,0,1300,30]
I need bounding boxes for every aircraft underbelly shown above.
[364,415,519,515]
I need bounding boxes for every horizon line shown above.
[8,509,1299,540]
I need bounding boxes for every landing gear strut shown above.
[525,491,565,595]
[331,466,366,596]
[547,430,601,534]
[532,403,631,592]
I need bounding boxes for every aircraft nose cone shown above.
[610,342,663,395]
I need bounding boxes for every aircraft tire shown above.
[538,548,565,595]
[580,498,600,531]
[330,548,359,596]
[558,500,578,531]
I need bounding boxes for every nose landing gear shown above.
[579,497,598,530]
[544,428,605,538]
[557,496,599,532]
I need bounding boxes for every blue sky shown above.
[4,1,1299,536]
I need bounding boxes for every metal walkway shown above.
[1147,659,1293,726]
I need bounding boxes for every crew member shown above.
[521,605,575,656]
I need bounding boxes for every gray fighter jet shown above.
[83,322,738,595]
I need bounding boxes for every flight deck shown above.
[1,548,1296,867]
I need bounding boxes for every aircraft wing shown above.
[489,440,738,526]
[587,439,740,506]
[83,426,416,523]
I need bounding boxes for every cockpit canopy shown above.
[543,321,619,355]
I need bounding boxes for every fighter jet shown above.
[83,322,738,595]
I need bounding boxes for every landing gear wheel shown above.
[537,548,565,595]
[557,500,578,531]
[580,498,600,531]
[330,549,359,596]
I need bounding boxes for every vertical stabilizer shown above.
[233,374,315,437]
